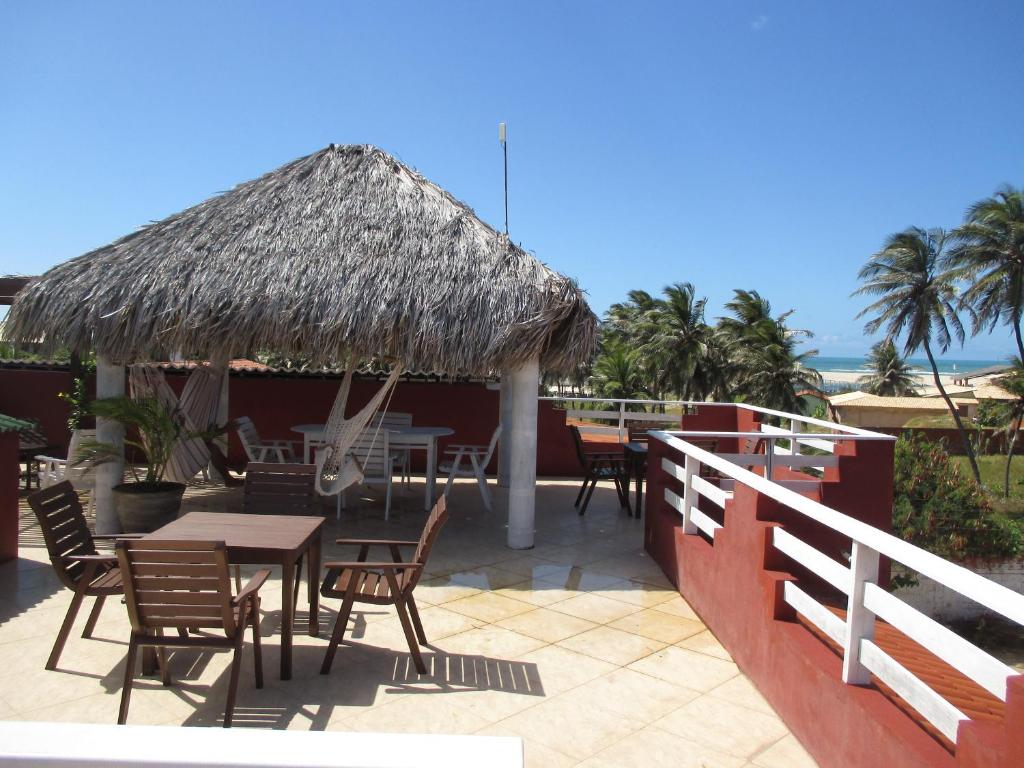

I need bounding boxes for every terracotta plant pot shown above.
[113,482,186,533]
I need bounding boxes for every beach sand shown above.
[819,369,957,387]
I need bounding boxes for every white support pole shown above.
[506,358,539,549]
[681,453,698,535]
[842,541,880,684]
[497,376,513,489]
[791,418,802,456]
[94,356,125,534]
[208,356,231,481]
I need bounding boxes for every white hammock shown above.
[315,360,404,498]
[129,363,225,484]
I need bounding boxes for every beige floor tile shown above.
[476,724,577,768]
[556,625,665,666]
[651,594,702,620]
[416,575,484,604]
[495,579,581,607]
[580,727,747,768]
[444,592,535,623]
[608,608,705,644]
[628,646,739,692]
[515,644,617,696]
[342,694,491,735]
[495,607,597,644]
[585,554,674,586]
[678,629,735,661]
[751,734,818,768]
[593,578,678,608]
[653,695,789,759]
[486,555,569,579]
[539,566,633,593]
[434,625,545,659]
[558,668,700,723]
[496,694,639,760]
[548,593,641,624]
[708,675,776,716]
[412,605,485,641]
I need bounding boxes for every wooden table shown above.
[623,442,648,518]
[292,424,455,511]
[145,512,324,680]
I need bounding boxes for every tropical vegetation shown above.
[857,340,917,396]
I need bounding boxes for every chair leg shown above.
[82,595,106,639]
[406,594,428,646]
[575,466,594,507]
[320,586,357,675]
[293,556,303,607]
[223,635,244,728]
[444,450,465,497]
[154,630,171,687]
[118,635,139,725]
[47,586,87,670]
[579,475,599,516]
[234,565,242,594]
[251,597,263,689]
[384,477,392,522]
[388,573,426,675]
[471,455,492,513]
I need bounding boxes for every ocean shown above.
[807,356,1005,375]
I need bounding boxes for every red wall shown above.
[1,366,585,476]
[645,409,1021,768]
[0,432,18,561]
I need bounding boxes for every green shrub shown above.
[893,433,1023,560]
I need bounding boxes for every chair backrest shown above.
[372,412,412,431]
[117,539,238,637]
[569,425,589,468]
[17,424,49,453]
[244,463,318,515]
[405,495,449,593]
[65,428,97,486]
[481,424,502,465]
[26,481,99,590]
[350,426,391,480]
[233,417,262,461]
[627,426,651,444]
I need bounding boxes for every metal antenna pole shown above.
[499,122,508,235]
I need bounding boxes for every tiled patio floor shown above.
[1,477,817,767]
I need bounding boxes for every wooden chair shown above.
[27,481,134,670]
[116,539,270,727]
[320,496,449,676]
[440,424,501,512]
[233,416,300,463]
[569,425,629,516]
[243,463,318,602]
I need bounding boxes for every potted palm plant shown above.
[77,396,211,533]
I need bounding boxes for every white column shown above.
[507,358,539,549]
[94,356,125,534]
[497,376,513,488]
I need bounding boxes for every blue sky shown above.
[1,1,1021,359]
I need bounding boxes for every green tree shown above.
[588,340,649,405]
[854,227,981,482]
[949,186,1024,360]
[991,359,1024,498]
[638,283,714,401]
[718,289,822,413]
[857,339,917,396]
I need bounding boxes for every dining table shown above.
[291,423,454,511]
[144,511,323,680]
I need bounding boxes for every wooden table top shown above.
[146,512,323,554]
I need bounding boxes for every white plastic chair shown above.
[371,411,412,487]
[440,424,501,512]
[36,428,97,514]
[332,426,399,521]
[234,416,300,463]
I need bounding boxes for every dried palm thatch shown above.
[5,144,596,375]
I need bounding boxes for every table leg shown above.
[303,435,311,464]
[635,460,644,518]
[307,533,321,636]
[281,556,295,680]
[425,439,436,511]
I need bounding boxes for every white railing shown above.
[651,430,1024,745]
[540,396,884,444]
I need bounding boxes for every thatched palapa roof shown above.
[5,145,595,375]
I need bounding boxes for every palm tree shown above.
[857,339,917,396]
[993,359,1024,498]
[717,289,822,413]
[949,186,1024,360]
[638,283,714,401]
[854,227,981,482]
[588,340,649,405]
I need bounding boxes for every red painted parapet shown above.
[643,429,1022,768]
[0,432,18,561]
